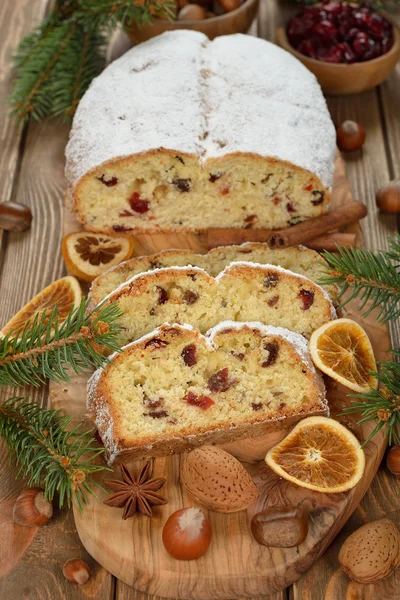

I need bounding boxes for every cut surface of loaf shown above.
[87,322,328,463]
[102,262,336,342]
[65,31,336,234]
[90,242,337,307]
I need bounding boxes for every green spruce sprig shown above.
[320,234,400,322]
[0,299,122,388]
[342,351,400,446]
[11,0,174,122]
[0,396,108,510]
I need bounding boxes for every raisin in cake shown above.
[102,262,336,343]
[66,31,336,234]
[88,322,328,463]
[90,243,337,307]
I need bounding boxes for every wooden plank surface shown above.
[0,0,399,598]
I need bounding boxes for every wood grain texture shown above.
[50,157,391,599]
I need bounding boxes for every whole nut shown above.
[339,518,400,583]
[387,445,400,477]
[13,488,53,527]
[376,181,400,214]
[336,120,366,152]
[177,4,206,20]
[62,559,91,585]
[180,446,259,512]
[0,201,32,232]
[251,507,308,547]
[219,0,241,11]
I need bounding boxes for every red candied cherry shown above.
[363,39,381,61]
[368,14,388,40]
[322,1,343,19]
[297,40,317,59]
[129,192,150,214]
[345,27,362,41]
[353,10,371,29]
[287,15,315,43]
[312,20,339,43]
[338,42,356,63]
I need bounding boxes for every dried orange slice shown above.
[62,232,135,282]
[0,276,81,337]
[265,416,365,493]
[309,318,377,393]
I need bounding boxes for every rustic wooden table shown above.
[0,0,399,598]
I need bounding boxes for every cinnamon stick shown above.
[267,201,367,249]
[205,231,356,251]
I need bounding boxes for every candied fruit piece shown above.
[173,177,192,192]
[156,286,168,305]
[183,290,199,305]
[208,367,236,392]
[97,174,118,187]
[129,192,150,213]
[113,224,133,232]
[185,391,215,410]
[299,289,315,310]
[144,338,169,349]
[262,343,279,367]
[182,344,197,367]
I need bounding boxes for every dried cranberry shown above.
[183,290,199,305]
[352,31,370,56]
[231,351,245,360]
[185,391,215,410]
[263,274,279,289]
[144,410,169,418]
[297,40,317,59]
[143,396,164,408]
[323,44,344,63]
[97,174,118,187]
[312,20,338,43]
[299,289,315,310]
[262,343,279,368]
[252,403,263,411]
[209,173,222,183]
[113,224,133,232]
[173,177,192,192]
[267,295,279,307]
[182,344,197,367]
[156,286,168,305]
[144,338,169,349]
[220,186,230,195]
[339,42,356,63]
[129,192,150,214]
[208,368,236,392]
[286,202,296,214]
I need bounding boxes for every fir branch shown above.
[341,351,400,446]
[0,396,108,510]
[10,0,174,122]
[0,299,122,388]
[320,236,400,322]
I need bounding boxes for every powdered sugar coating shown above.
[66,31,335,189]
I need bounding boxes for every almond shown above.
[339,518,400,583]
[180,446,259,513]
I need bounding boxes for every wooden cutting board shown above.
[51,152,391,599]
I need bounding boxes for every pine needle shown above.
[0,396,108,510]
[0,299,123,388]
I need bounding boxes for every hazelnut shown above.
[339,518,400,583]
[219,0,241,11]
[336,120,366,152]
[13,487,53,527]
[62,559,91,585]
[376,180,400,214]
[162,507,212,560]
[0,201,32,232]
[387,445,400,477]
[251,507,308,547]
[177,4,206,19]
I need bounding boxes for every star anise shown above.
[103,461,167,519]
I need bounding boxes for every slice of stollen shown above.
[87,321,328,463]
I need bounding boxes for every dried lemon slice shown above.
[309,318,377,393]
[265,416,365,493]
[62,232,135,282]
[0,276,81,337]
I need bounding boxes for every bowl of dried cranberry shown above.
[276,1,400,95]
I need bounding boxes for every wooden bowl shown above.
[125,0,259,43]
[276,23,400,96]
